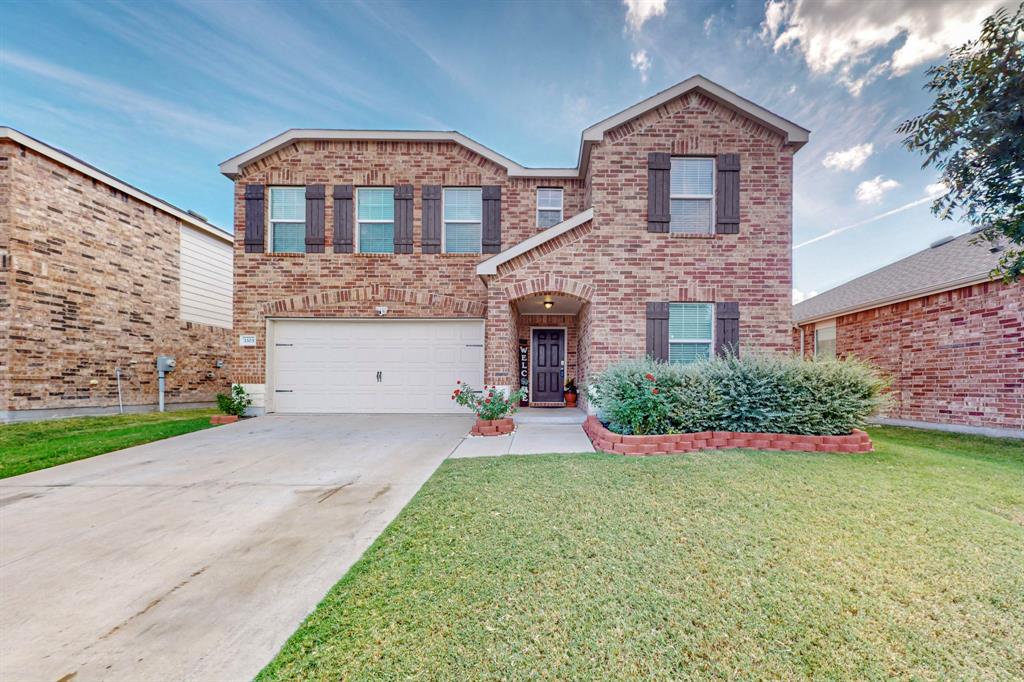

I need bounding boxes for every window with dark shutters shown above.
[715,302,740,356]
[393,184,413,254]
[715,154,740,234]
[244,184,265,253]
[305,184,325,253]
[647,152,670,233]
[332,185,353,253]
[482,185,502,253]
[646,302,669,361]
[421,185,442,253]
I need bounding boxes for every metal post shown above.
[158,371,165,412]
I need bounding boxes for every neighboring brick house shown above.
[794,231,1023,435]
[220,75,809,414]
[0,128,233,422]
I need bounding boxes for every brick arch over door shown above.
[502,274,595,303]
[260,285,487,317]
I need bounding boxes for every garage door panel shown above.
[270,319,484,413]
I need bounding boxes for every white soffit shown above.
[476,208,594,276]
[1,127,231,243]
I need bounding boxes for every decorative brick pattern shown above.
[0,140,232,415]
[795,280,1023,431]
[583,416,872,455]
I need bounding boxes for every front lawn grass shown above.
[260,426,1024,680]
[0,408,217,479]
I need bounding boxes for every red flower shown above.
[488,391,494,397]
[485,398,491,404]
[456,379,461,384]
[645,373,655,381]
[450,395,455,400]
[454,389,461,396]
[651,388,659,395]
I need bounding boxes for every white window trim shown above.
[669,157,715,235]
[355,187,396,254]
[442,187,483,254]
[268,186,306,254]
[536,187,564,228]
[668,302,715,363]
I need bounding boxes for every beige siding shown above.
[180,225,232,329]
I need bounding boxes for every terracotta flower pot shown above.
[564,392,578,407]
[211,414,239,425]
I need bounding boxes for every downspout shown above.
[115,367,124,414]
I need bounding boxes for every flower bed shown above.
[584,416,872,455]
[471,418,516,437]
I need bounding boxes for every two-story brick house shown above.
[220,76,808,414]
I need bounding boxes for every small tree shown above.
[897,3,1024,282]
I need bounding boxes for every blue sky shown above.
[0,0,1006,300]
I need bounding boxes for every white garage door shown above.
[270,319,485,414]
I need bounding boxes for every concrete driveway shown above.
[0,414,471,682]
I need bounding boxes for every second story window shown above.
[356,188,395,253]
[537,188,564,228]
[269,187,306,253]
[670,158,714,234]
[444,188,482,254]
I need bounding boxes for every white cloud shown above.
[703,15,716,36]
[925,181,948,197]
[624,0,667,32]
[631,49,652,82]
[793,288,819,304]
[760,0,1004,94]
[823,143,874,171]
[856,175,901,203]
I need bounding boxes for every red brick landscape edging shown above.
[210,415,239,425]
[471,417,515,437]
[583,416,872,455]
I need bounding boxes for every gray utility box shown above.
[156,356,177,372]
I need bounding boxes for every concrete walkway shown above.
[0,414,471,682]
[449,422,596,457]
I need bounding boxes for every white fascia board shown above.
[219,128,576,180]
[792,272,996,325]
[1,127,231,243]
[476,207,594,276]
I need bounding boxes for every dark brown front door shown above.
[532,329,564,403]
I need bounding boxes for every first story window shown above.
[444,187,482,253]
[537,187,564,228]
[669,303,713,364]
[356,187,395,253]
[670,157,714,234]
[269,187,306,253]
[814,323,837,360]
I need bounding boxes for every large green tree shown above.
[898,2,1024,282]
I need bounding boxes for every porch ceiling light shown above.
[543,298,554,310]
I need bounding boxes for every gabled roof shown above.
[793,230,1006,324]
[219,75,809,180]
[1,127,231,243]
[476,208,594,276]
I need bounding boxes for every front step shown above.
[514,407,586,425]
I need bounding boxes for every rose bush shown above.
[452,381,526,420]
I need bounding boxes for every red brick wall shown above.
[0,140,232,415]
[795,280,1023,430]
[484,92,795,383]
[231,140,585,386]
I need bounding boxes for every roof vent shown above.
[929,235,956,248]
[186,209,208,222]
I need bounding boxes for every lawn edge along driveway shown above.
[0,409,217,478]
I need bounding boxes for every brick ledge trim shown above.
[260,285,486,317]
[471,417,515,437]
[583,416,872,455]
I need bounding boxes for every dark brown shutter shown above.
[715,302,740,357]
[647,152,670,233]
[646,302,669,362]
[421,185,442,253]
[332,185,353,253]
[304,184,325,253]
[482,185,502,253]
[244,184,265,253]
[716,154,740,234]
[393,184,413,254]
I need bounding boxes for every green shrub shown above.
[591,355,889,436]
[216,384,252,416]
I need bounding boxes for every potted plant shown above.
[213,384,251,424]
[452,380,526,436]
[564,378,578,407]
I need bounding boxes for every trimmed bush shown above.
[591,355,889,436]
